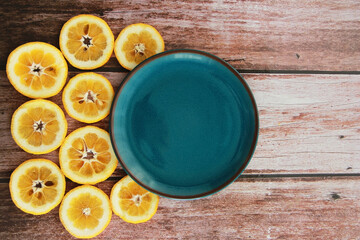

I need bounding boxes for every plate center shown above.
[128,64,242,187]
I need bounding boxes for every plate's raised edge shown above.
[109,49,259,200]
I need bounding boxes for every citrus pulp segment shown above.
[114,23,165,70]
[59,185,112,238]
[9,159,66,215]
[11,99,67,154]
[110,175,159,224]
[59,126,118,184]
[59,14,114,69]
[6,42,68,98]
[62,72,114,123]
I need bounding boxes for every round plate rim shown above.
[110,49,259,199]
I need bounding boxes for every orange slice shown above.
[59,126,118,184]
[62,72,114,123]
[59,14,114,69]
[9,159,66,215]
[11,99,67,154]
[110,175,159,224]
[59,185,112,238]
[114,23,165,70]
[6,42,68,98]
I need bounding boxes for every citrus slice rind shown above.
[114,23,165,70]
[11,99,68,154]
[6,42,68,98]
[59,14,114,70]
[59,126,118,184]
[62,72,114,123]
[110,175,159,224]
[9,159,66,215]
[59,185,112,238]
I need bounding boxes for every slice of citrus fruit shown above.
[59,126,118,184]
[6,42,68,98]
[11,99,67,154]
[62,72,114,123]
[59,185,112,238]
[110,175,159,224]
[59,14,114,70]
[114,23,165,70]
[9,159,66,215]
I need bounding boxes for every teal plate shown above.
[110,49,258,199]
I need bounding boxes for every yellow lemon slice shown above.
[114,23,165,70]
[62,72,114,123]
[11,99,67,154]
[9,159,66,215]
[59,14,114,69]
[59,126,118,184]
[110,175,159,224]
[59,185,112,238]
[6,42,68,98]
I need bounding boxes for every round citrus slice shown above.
[59,14,114,69]
[11,99,68,154]
[59,126,118,184]
[59,185,112,238]
[62,72,114,123]
[114,23,165,70]
[9,159,66,215]
[6,42,68,98]
[110,175,159,224]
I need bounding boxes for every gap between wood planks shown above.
[65,67,360,75]
[1,64,360,75]
[1,173,360,183]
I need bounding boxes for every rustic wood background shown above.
[0,0,359,239]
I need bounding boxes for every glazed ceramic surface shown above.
[110,49,258,199]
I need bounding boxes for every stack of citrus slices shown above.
[7,14,164,239]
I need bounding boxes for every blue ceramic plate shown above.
[110,49,258,199]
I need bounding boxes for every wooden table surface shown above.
[1,1,359,239]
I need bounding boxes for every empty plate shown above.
[110,49,258,199]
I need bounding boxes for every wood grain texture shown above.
[0,71,359,178]
[1,0,360,71]
[1,176,359,240]
[247,74,360,174]
[1,1,359,239]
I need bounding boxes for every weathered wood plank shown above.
[0,176,359,239]
[0,71,359,178]
[1,0,360,71]
[247,74,360,174]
